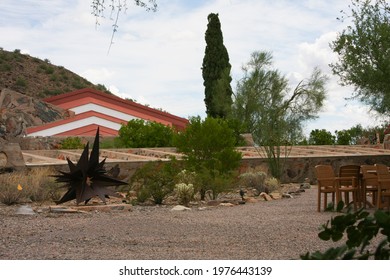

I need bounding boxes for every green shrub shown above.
[301,202,390,260]
[100,137,126,149]
[203,169,236,200]
[118,119,176,148]
[15,77,27,88]
[129,159,181,204]
[239,171,267,193]
[174,116,242,200]
[60,137,84,149]
[264,177,280,192]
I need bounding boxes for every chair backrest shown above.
[375,164,390,180]
[339,165,360,186]
[361,165,378,186]
[315,165,336,187]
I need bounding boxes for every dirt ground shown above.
[0,187,376,260]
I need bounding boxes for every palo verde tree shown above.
[202,13,233,118]
[330,0,390,114]
[232,51,327,179]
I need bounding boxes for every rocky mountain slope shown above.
[0,48,112,142]
[0,88,69,139]
[0,48,110,98]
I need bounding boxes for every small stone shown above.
[206,200,220,207]
[219,202,234,207]
[171,205,191,211]
[300,182,311,189]
[15,205,35,215]
[282,193,294,199]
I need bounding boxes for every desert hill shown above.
[0,48,112,142]
[0,48,110,98]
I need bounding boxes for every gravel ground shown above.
[0,187,356,260]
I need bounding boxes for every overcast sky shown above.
[0,0,384,135]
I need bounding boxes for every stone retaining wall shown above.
[240,155,390,183]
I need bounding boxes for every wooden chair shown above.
[315,165,339,212]
[374,164,390,210]
[360,165,378,208]
[338,165,360,211]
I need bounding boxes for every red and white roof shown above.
[26,88,188,137]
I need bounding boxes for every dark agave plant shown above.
[54,128,127,205]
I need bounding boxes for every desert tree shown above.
[232,51,327,179]
[330,0,390,115]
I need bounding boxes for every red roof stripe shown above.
[53,124,117,137]
[44,88,188,129]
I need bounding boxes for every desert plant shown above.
[118,119,176,148]
[174,183,194,206]
[15,77,27,89]
[264,177,280,193]
[25,168,61,203]
[0,180,25,205]
[174,116,242,200]
[129,159,181,204]
[195,167,236,200]
[238,171,267,193]
[0,168,62,205]
[301,202,390,260]
[60,137,84,149]
[238,171,279,194]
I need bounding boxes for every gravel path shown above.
[0,187,345,260]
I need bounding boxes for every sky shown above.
[0,0,385,136]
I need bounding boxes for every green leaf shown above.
[336,200,345,212]
[318,230,331,241]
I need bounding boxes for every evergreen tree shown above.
[202,13,233,118]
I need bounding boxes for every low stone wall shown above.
[240,155,390,184]
[43,154,390,185]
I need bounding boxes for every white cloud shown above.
[0,0,383,131]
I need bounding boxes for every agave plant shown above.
[54,127,127,205]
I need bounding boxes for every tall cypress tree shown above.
[202,13,233,118]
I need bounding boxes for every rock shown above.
[206,200,220,207]
[300,183,311,189]
[269,192,281,199]
[260,192,273,201]
[15,205,35,215]
[0,142,25,170]
[244,197,258,203]
[0,88,68,138]
[282,193,294,199]
[219,202,234,207]
[171,205,191,211]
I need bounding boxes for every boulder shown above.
[0,88,68,138]
[260,192,273,201]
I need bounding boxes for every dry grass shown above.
[0,167,61,205]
